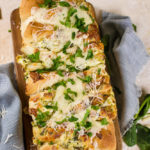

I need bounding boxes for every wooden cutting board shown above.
[11,8,122,150]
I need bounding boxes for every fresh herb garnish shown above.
[75,47,84,57]
[84,121,92,130]
[98,68,101,75]
[74,15,88,32]
[78,76,92,83]
[28,51,40,62]
[56,118,67,124]
[68,78,75,85]
[91,105,99,110]
[35,110,50,127]
[54,25,58,31]
[45,102,58,111]
[39,0,56,8]
[70,54,75,63]
[60,7,77,27]
[86,49,93,60]
[64,88,77,101]
[132,24,137,32]
[80,109,90,126]
[80,5,89,11]
[8,29,11,32]
[59,1,70,7]
[66,65,80,72]
[57,70,64,77]
[53,80,67,90]
[72,32,76,40]
[84,42,89,48]
[62,41,71,54]
[87,132,93,137]
[68,116,78,122]
[123,95,150,149]
[100,118,108,125]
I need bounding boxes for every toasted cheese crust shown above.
[18,0,117,149]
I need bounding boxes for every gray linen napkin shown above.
[100,12,149,134]
[0,12,149,150]
[0,63,24,150]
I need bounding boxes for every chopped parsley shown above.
[8,29,11,32]
[54,25,58,31]
[87,132,93,137]
[78,76,92,83]
[56,118,67,124]
[68,116,78,122]
[80,109,90,126]
[84,42,89,48]
[86,49,93,60]
[98,68,101,75]
[132,24,137,32]
[59,1,70,7]
[84,121,92,130]
[60,7,77,27]
[68,78,75,85]
[53,80,67,90]
[72,32,76,40]
[35,110,50,127]
[91,105,99,110]
[39,0,56,8]
[64,88,77,102]
[28,51,40,62]
[75,47,84,58]
[45,102,58,111]
[74,15,88,32]
[80,5,89,11]
[70,54,75,63]
[100,118,108,125]
[66,65,80,72]
[57,70,64,77]
[62,41,71,54]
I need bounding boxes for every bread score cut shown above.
[18,0,117,149]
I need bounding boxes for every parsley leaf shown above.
[45,102,58,111]
[67,78,75,85]
[91,105,99,110]
[75,47,84,57]
[72,32,76,40]
[57,70,64,77]
[60,7,77,27]
[64,88,77,102]
[39,0,56,8]
[74,15,88,32]
[28,51,40,62]
[86,49,93,60]
[68,116,78,122]
[78,76,92,83]
[70,54,75,63]
[80,109,90,126]
[62,41,71,54]
[53,80,67,90]
[59,1,70,7]
[84,121,92,130]
[80,5,89,11]
[98,68,101,75]
[132,24,137,32]
[87,132,93,137]
[56,118,67,124]
[100,118,108,125]
[66,65,80,72]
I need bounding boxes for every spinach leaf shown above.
[59,1,70,7]
[134,94,150,121]
[123,123,137,146]
[137,124,150,150]
[87,132,93,137]
[28,51,40,62]
[86,49,93,60]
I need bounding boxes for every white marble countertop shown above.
[0,0,150,150]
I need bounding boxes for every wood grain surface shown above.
[10,8,122,150]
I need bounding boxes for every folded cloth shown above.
[0,63,24,150]
[100,12,150,134]
[0,12,149,150]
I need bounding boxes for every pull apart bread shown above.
[17,0,117,149]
